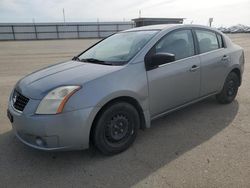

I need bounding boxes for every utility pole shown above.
[209,18,213,27]
[97,18,100,38]
[63,8,66,23]
[33,18,37,39]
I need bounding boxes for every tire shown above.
[93,102,140,155]
[216,72,240,104]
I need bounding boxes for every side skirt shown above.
[151,92,217,121]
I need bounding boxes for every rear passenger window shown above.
[155,29,195,61]
[195,30,219,53]
[216,33,224,48]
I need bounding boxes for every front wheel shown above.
[93,102,140,155]
[216,72,240,104]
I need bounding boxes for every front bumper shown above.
[8,101,99,151]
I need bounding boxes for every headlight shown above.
[36,86,81,114]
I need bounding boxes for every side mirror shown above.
[151,53,175,68]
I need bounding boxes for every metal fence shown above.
[0,22,134,40]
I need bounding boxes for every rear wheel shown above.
[216,72,240,104]
[93,102,140,155]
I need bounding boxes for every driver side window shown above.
[155,29,195,61]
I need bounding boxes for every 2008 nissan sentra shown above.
[7,24,244,155]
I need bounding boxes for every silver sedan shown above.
[7,24,245,155]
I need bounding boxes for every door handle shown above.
[189,65,199,72]
[221,55,229,61]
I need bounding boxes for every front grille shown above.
[12,90,29,112]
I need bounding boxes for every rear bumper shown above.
[8,102,99,151]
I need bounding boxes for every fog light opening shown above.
[35,137,46,147]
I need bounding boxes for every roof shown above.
[132,17,185,22]
[123,24,179,32]
[123,24,223,33]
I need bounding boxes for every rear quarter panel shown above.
[217,35,244,91]
[225,42,244,85]
[229,43,244,73]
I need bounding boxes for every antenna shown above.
[139,10,141,18]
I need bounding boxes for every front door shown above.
[146,29,201,117]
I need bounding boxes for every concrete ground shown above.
[0,34,249,188]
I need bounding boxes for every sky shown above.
[0,0,250,27]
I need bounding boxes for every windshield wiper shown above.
[80,58,113,65]
[72,56,81,61]
[81,58,104,63]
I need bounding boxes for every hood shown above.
[16,60,123,99]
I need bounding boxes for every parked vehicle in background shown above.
[7,24,244,155]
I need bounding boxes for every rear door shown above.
[146,29,201,117]
[194,29,229,96]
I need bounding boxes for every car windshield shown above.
[78,30,159,65]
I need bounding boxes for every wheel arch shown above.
[89,96,147,145]
[230,67,242,86]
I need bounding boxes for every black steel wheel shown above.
[93,102,140,155]
[216,72,240,104]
